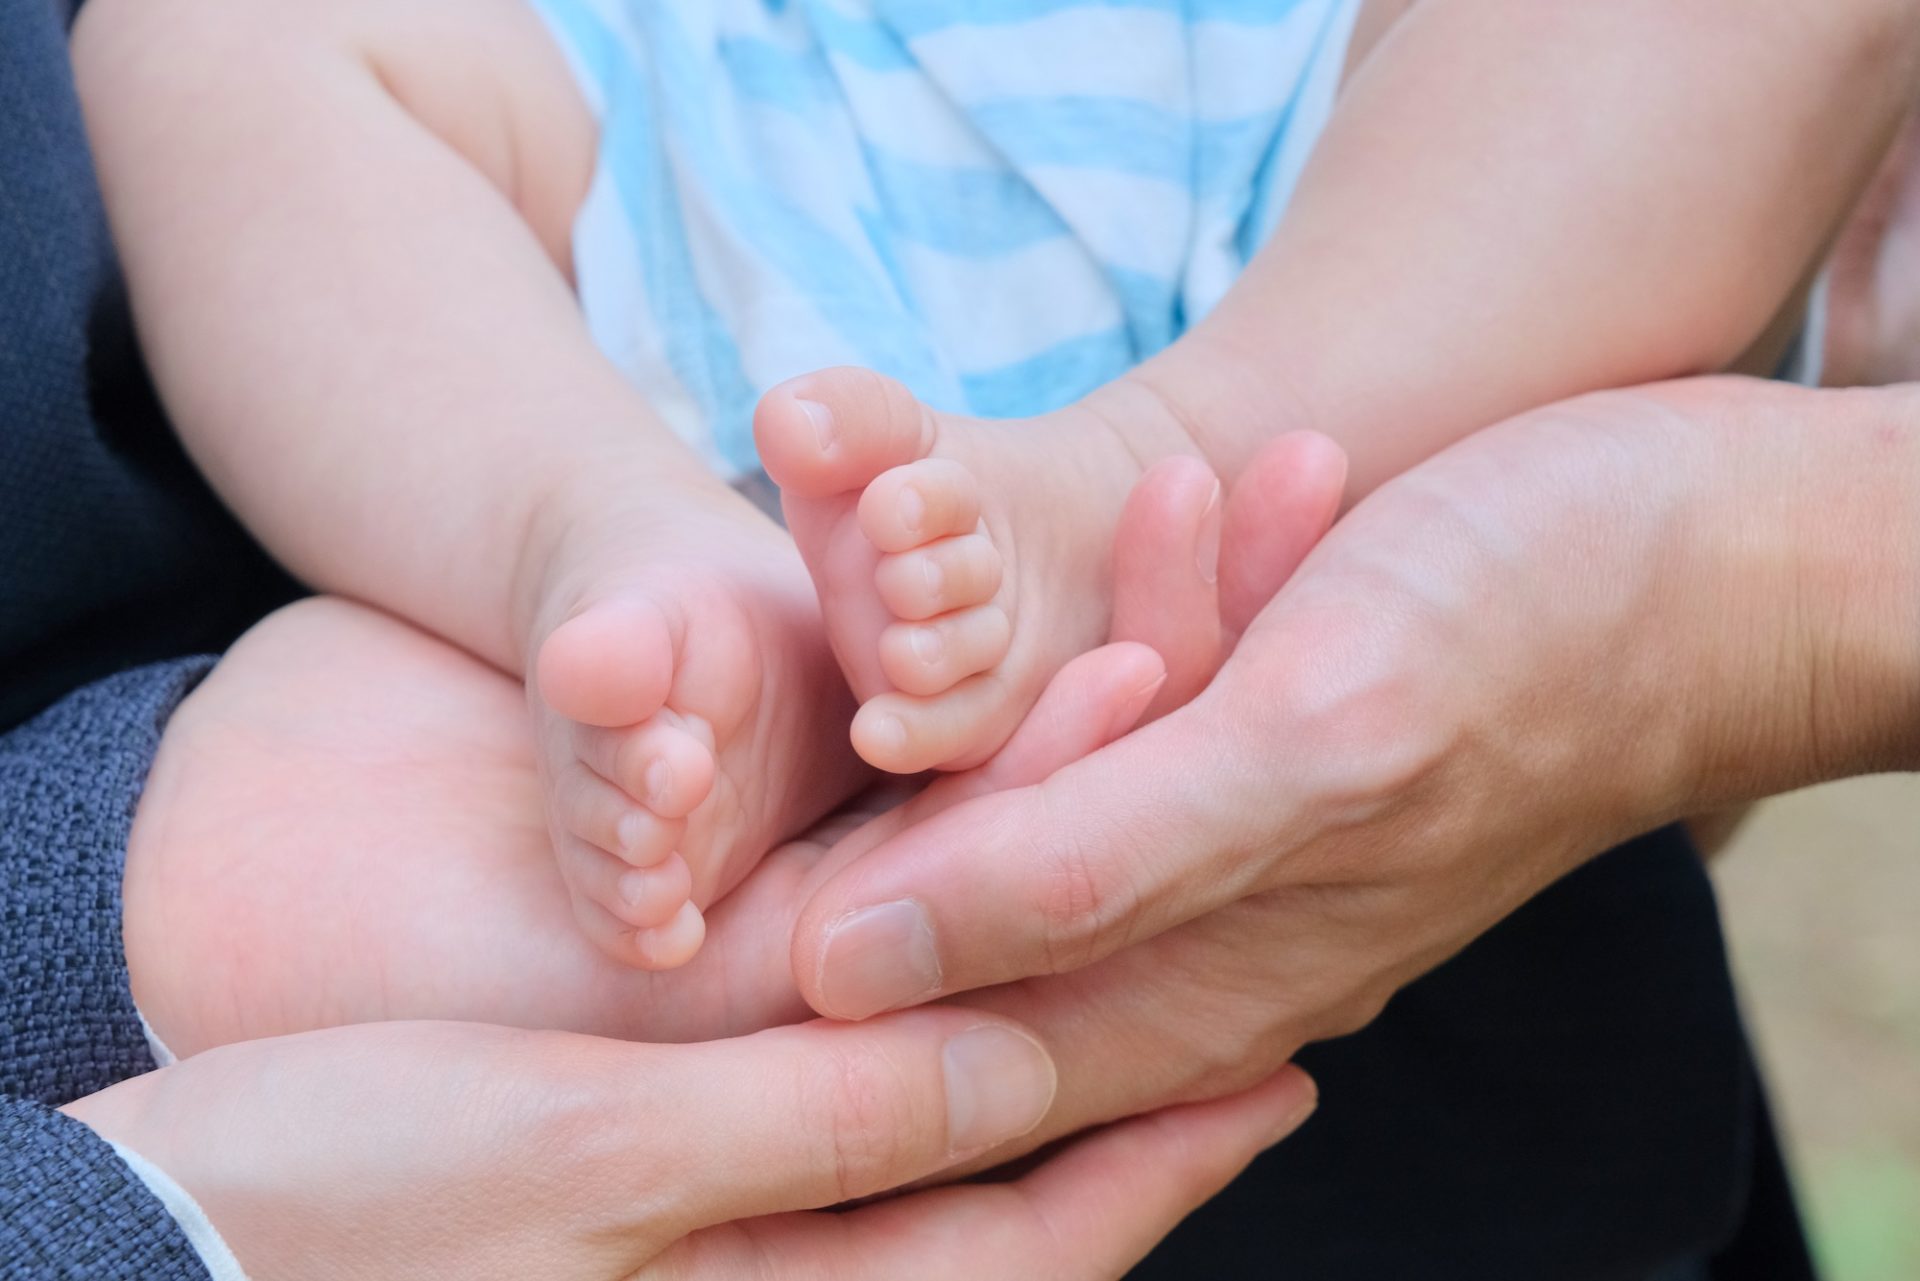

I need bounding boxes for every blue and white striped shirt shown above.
[534,0,1361,476]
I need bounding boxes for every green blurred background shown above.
[1717,775,1920,1280]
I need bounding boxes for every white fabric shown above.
[110,1142,252,1281]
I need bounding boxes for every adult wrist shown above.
[1783,384,1920,773]
[1685,381,1920,799]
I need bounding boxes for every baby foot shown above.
[530,494,868,969]
[755,367,1345,774]
[754,370,1167,774]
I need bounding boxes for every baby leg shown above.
[73,0,866,967]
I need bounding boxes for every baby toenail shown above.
[899,486,925,535]
[644,758,673,806]
[618,868,652,908]
[870,712,908,757]
[910,626,944,665]
[616,811,648,852]
[797,399,835,453]
[922,556,943,597]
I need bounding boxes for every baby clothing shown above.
[529,0,1364,478]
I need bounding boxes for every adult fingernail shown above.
[798,399,835,453]
[1263,1073,1320,1149]
[1105,670,1168,740]
[943,1025,1058,1155]
[817,899,942,1019]
[1196,480,1222,585]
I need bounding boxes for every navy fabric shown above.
[0,659,211,1106]
[1,0,270,1273]
[0,0,297,735]
[0,1095,208,1280]
[1133,826,1817,1280]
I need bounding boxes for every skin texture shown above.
[772,380,1920,1185]
[84,508,1327,1277]
[64,1016,1319,1280]
[123,428,1339,1056]
[122,382,1920,1239]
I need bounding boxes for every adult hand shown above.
[125,595,1186,1056]
[783,377,1920,1155]
[121,421,1325,1059]
[65,1012,1318,1280]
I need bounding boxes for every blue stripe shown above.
[968,99,1285,197]
[860,144,1069,257]
[1238,0,1348,260]
[799,0,920,71]
[538,0,763,469]
[535,0,1350,447]
[878,0,1316,39]
[1108,265,1180,359]
[717,36,836,110]
[960,327,1136,417]
[559,3,960,441]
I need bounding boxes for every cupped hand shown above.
[782,377,1920,1155]
[126,591,1199,1056]
[66,1010,1318,1280]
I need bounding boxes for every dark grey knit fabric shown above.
[0,660,214,1280]
[1,1096,208,1280]
[1,659,210,1105]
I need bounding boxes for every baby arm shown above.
[1141,0,1920,496]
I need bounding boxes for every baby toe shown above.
[552,763,647,857]
[613,807,683,869]
[578,718,716,818]
[632,901,707,970]
[874,533,1003,621]
[851,674,1022,774]
[556,836,689,952]
[857,458,981,554]
[753,366,936,499]
[536,596,674,728]
[878,605,1011,696]
[611,852,695,930]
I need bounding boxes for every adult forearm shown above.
[1141,0,1920,497]
[1690,381,1920,797]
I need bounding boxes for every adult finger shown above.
[804,639,1170,887]
[1219,431,1347,636]
[648,1008,1060,1235]
[950,641,1165,798]
[660,1065,1319,1281]
[791,689,1301,1018]
[1109,455,1224,714]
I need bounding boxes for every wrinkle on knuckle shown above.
[805,1041,920,1204]
[1033,792,1140,974]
